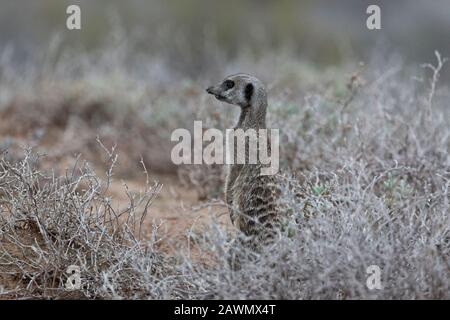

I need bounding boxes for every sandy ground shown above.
[106,172,233,251]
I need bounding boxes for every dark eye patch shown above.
[224,80,235,90]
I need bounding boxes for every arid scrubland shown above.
[0,34,449,299]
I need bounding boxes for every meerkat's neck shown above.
[226,87,268,203]
[235,91,267,130]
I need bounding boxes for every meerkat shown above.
[206,73,282,248]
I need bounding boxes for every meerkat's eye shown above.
[224,80,235,90]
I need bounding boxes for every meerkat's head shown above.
[206,73,266,108]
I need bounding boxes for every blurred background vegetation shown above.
[1,0,449,78]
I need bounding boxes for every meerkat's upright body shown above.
[206,74,281,246]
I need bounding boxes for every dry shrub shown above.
[0,149,190,299]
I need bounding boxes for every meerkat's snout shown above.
[206,84,228,102]
[206,77,242,106]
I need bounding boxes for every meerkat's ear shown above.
[244,83,254,103]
